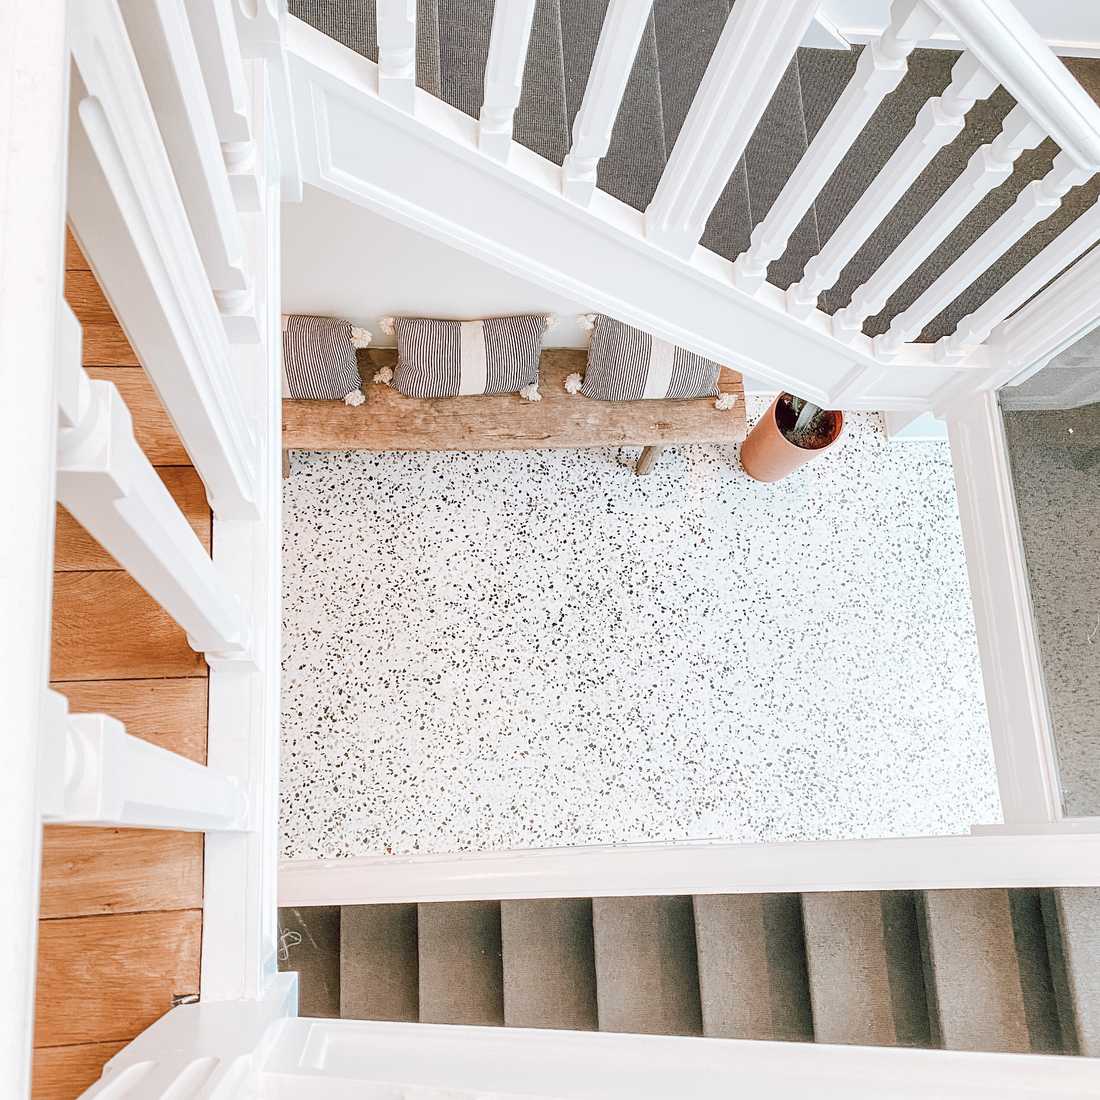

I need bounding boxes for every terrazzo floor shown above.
[280,399,1001,860]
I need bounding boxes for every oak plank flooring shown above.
[65,228,91,272]
[50,571,206,681]
[81,324,139,367]
[55,466,211,570]
[86,368,190,465]
[34,910,203,1047]
[33,1041,127,1100]
[64,270,118,325]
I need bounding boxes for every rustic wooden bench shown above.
[282,349,746,475]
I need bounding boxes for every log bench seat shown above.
[282,348,746,474]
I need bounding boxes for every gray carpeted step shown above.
[693,892,813,1042]
[1044,888,1100,1056]
[277,905,341,1018]
[654,0,751,263]
[592,895,702,1036]
[437,0,491,121]
[514,0,569,165]
[920,889,1060,1053]
[501,898,598,1030]
[802,891,929,1047]
[340,903,419,1022]
[418,900,505,1025]
[560,1,667,213]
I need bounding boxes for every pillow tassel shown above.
[373,364,394,385]
[379,316,396,337]
[714,392,738,411]
[543,313,558,331]
[578,313,597,334]
[350,325,372,349]
[519,382,542,402]
[564,372,583,395]
[344,389,367,407]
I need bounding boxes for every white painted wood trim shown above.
[943,392,1063,823]
[478,0,537,162]
[186,0,253,145]
[55,371,251,660]
[68,0,259,519]
[645,0,820,260]
[41,702,249,831]
[277,832,1100,907]
[375,0,417,113]
[0,6,69,1092]
[561,0,654,206]
[202,59,284,1003]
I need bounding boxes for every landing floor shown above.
[280,400,1001,859]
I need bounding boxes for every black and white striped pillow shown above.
[380,315,550,400]
[281,314,369,405]
[571,314,722,402]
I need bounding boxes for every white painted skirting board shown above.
[278,833,1100,906]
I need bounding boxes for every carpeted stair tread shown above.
[919,888,1054,1053]
[437,0,492,122]
[501,898,598,1030]
[693,892,813,1042]
[1044,887,1100,1056]
[654,0,752,263]
[560,1,667,213]
[592,895,702,1036]
[513,0,570,165]
[418,900,505,1026]
[340,903,419,1022]
[278,905,341,1019]
[803,890,929,1047]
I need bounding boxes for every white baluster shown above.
[832,105,1045,342]
[120,0,257,344]
[69,0,259,519]
[377,0,417,113]
[479,0,538,162]
[877,151,1092,358]
[185,0,251,145]
[562,0,654,205]
[732,0,941,294]
[41,692,249,831]
[787,52,998,320]
[646,0,820,259]
[56,358,252,661]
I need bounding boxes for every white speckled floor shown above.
[280,400,1001,859]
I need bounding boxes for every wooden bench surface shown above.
[282,349,746,451]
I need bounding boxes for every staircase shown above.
[281,887,1100,1055]
[284,0,1100,412]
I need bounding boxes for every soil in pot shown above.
[775,394,843,450]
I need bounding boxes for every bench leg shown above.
[282,449,291,479]
[635,445,665,476]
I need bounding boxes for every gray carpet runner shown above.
[289,1,1100,341]
[280,887,1100,1054]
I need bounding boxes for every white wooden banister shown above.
[55,354,252,661]
[479,0,538,162]
[562,0,654,205]
[645,0,820,259]
[376,0,417,113]
[877,151,1093,358]
[831,104,1046,342]
[119,0,259,345]
[41,692,249,831]
[787,51,999,320]
[68,0,260,520]
[732,0,941,295]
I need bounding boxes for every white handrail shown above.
[41,696,250,831]
[120,0,258,343]
[55,359,252,661]
[561,0,654,206]
[0,5,69,1093]
[69,0,260,520]
[479,0,537,162]
[645,0,820,259]
[732,0,941,294]
[376,0,417,113]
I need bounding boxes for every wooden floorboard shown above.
[65,228,90,272]
[283,349,747,451]
[55,467,211,570]
[81,323,139,367]
[34,910,202,1047]
[64,269,118,326]
[50,571,206,681]
[33,1041,127,1100]
[86,368,190,465]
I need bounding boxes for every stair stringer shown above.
[286,17,994,412]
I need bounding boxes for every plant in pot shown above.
[740,393,844,483]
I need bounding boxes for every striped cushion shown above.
[580,315,721,401]
[388,315,549,398]
[281,314,364,403]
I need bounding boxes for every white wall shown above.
[281,184,593,349]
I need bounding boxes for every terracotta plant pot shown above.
[740,394,844,483]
